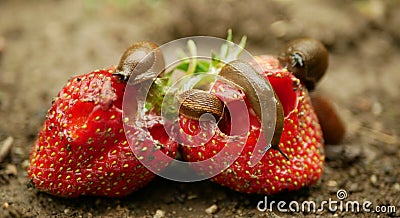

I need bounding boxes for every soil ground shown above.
[0,0,399,217]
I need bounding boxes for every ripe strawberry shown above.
[179,55,324,194]
[28,67,178,197]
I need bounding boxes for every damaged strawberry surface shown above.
[28,68,178,197]
[180,55,324,194]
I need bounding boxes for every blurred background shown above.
[0,0,399,217]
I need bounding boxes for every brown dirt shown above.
[0,0,399,217]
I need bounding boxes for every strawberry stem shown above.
[186,40,197,75]
[144,30,247,115]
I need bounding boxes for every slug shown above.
[178,89,224,121]
[310,92,346,145]
[178,60,288,160]
[115,41,165,84]
[278,38,328,90]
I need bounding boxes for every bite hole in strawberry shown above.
[147,123,170,145]
[268,75,299,118]
[69,101,95,131]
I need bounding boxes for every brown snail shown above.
[178,89,224,121]
[310,92,346,145]
[177,60,288,160]
[278,38,328,90]
[115,41,165,84]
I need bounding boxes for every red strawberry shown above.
[28,67,178,197]
[179,55,324,194]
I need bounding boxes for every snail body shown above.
[115,41,165,84]
[278,38,328,90]
[218,61,285,154]
[310,93,346,145]
[177,89,224,121]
